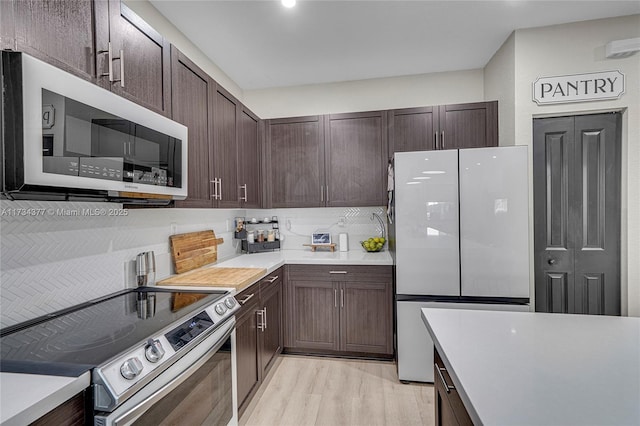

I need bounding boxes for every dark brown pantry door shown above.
[533,113,621,315]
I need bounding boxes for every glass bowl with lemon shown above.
[361,236,385,252]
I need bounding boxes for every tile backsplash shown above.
[1,201,385,328]
[0,200,243,328]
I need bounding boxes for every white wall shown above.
[484,32,516,146]
[124,0,244,101]
[485,15,639,315]
[243,69,485,118]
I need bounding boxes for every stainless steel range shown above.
[0,287,239,425]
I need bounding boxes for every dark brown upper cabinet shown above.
[212,86,241,208]
[95,0,171,116]
[172,48,262,209]
[389,101,498,155]
[265,112,387,208]
[238,107,262,209]
[388,106,439,154]
[265,116,326,208]
[325,111,387,207]
[171,46,215,208]
[3,0,96,81]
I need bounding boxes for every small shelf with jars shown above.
[234,217,281,254]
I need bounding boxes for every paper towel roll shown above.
[339,233,348,252]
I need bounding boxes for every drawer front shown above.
[259,267,284,293]
[287,264,392,282]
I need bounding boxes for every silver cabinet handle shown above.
[263,307,267,330]
[334,289,337,308]
[211,178,221,200]
[340,288,344,308]
[435,364,455,393]
[112,49,124,88]
[326,185,329,204]
[329,271,348,274]
[441,131,445,150]
[238,293,254,305]
[321,185,324,202]
[264,275,279,283]
[434,131,438,150]
[240,184,248,202]
[98,42,113,82]
[257,309,264,331]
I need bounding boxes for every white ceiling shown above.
[149,1,640,90]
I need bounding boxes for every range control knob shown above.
[224,297,237,309]
[120,357,144,380]
[214,303,227,316]
[145,338,165,363]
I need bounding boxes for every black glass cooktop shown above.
[0,287,227,377]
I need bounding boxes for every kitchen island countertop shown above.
[0,371,90,425]
[421,308,640,426]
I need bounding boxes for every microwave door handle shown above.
[111,319,234,426]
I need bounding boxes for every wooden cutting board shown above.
[170,230,224,274]
[158,267,267,290]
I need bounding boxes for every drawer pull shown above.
[329,271,348,274]
[238,293,255,305]
[435,364,455,393]
[264,275,279,283]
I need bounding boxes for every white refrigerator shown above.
[394,146,530,382]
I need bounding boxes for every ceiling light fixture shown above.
[281,0,296,8]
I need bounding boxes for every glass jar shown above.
[247,231,255,243]
[267,230,275,242]
[257,230,265,242]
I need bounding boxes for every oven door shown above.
[95,317,236,426]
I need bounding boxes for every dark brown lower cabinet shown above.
[434,349,473,426]
[285,265,393,357]
[30,390,86,426]
[235,284,261,417]
[235,268,284,417]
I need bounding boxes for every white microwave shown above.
[1,51,188,204]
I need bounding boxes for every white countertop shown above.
[421,308,640,426]
[0,249,391,424]
[0,371,90,425]
[216,249,392,270]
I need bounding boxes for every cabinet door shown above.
[11,0,96,81]
[286,280,339,351]
[438,101,498,150]
[388,106,439,154]
[266,116,325,208]
[434,350,473,426]
[260,278,283,375]
[236,294,261,417]
[213,86,240,208]
[98,0,171,116]
[238,106,262,208]
[340,281,393,355]
[171,47,214,208]
[325,111,387,207]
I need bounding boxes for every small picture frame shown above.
[312,232,331,245]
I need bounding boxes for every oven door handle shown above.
[111,318,235,426]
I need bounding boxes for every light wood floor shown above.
[239,355,434,426]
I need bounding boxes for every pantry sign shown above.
[532,70,625,105]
